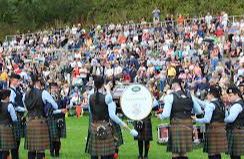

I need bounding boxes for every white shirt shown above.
[105,68,113,77]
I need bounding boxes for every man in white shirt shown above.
[205,12,213,28]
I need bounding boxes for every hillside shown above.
[0,0,244,40]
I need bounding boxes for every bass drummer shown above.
[157,78,203,159]
[134,80,159,159]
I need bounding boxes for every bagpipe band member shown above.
[86,75,138,159]
[9,73,27,159]
[0,89,18,159]
[225,85,244,159]
[24,75,58,159]
[47,82,67,157]
[158,78,203,159]
[193,85,227,159]
[134,98,159,159]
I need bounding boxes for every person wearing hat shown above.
[193,85,227,159]
[24,75,59,159]
[9,73,26,159]
[0,89,18,159]
[225,85,244,159]
[86,76,138,159]
[47,82,67,157]
[158,78,203,159]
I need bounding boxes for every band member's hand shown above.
[61,109,67,114]
[191,115,196,121]
[130,129,138,137]
[156,114,162,119]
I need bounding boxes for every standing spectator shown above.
[152,8,160,23]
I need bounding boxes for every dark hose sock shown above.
[138,140,143,157]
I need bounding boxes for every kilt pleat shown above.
[86,122,116,156]
[134,118,153,141]
[24,119,50,151]
[227,128,244,156]
[203,122,227,154]
[167,119,193,153]
[112,122,123,147]
[0,124,17,150]
[48,117,66,142]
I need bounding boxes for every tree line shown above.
[0,0,244,40]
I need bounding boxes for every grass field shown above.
[19,116,230,159]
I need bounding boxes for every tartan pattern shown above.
[203,122,227,154]
[47,117,66,142]
[86,121,116,156]
[227,128,244,156]
[0,125,17,150]
[24,119,50,151]
[167,119,193,153]
[112,122,123,147]
[134,118,153,141]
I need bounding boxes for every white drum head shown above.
[120,84,153,121]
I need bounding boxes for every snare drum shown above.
[157,124,169,144]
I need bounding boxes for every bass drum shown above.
[120,84,153,121]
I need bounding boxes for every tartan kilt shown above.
[47,117,67,142]
[203,122,227,154]
[112,122,123,147]
[167,119,193,153]
[134,118,153,141]
[0,124,17,150]
[86,121,116,156]
[226,128,244,156]
[24,118,50,151]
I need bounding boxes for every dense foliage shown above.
[0,0,244,40]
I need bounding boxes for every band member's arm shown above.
[159,94,173,119]
[42,90,58,110]
[105,93,126,127]
[8,103,18,122]
[53,109,63,114]
[192,97,204,115]
[191,95,207,109]
[224,103,242,123]
[195,102,215,124]
[21,94,28,111]
[152,98,159,108]
[9,89,16,104]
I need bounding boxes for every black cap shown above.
[94,75,104,89]
[49,82,58,87]
[239,82,244,87]
[208,85,221,98]
[0,89,11,100]
[10,73,21,80]
[227,85,241,94]
[31,74,43,84]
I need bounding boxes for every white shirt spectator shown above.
[205,13,213,26]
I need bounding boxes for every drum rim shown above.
[120,83,153,121]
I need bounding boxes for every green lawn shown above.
[19,116,230,159]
